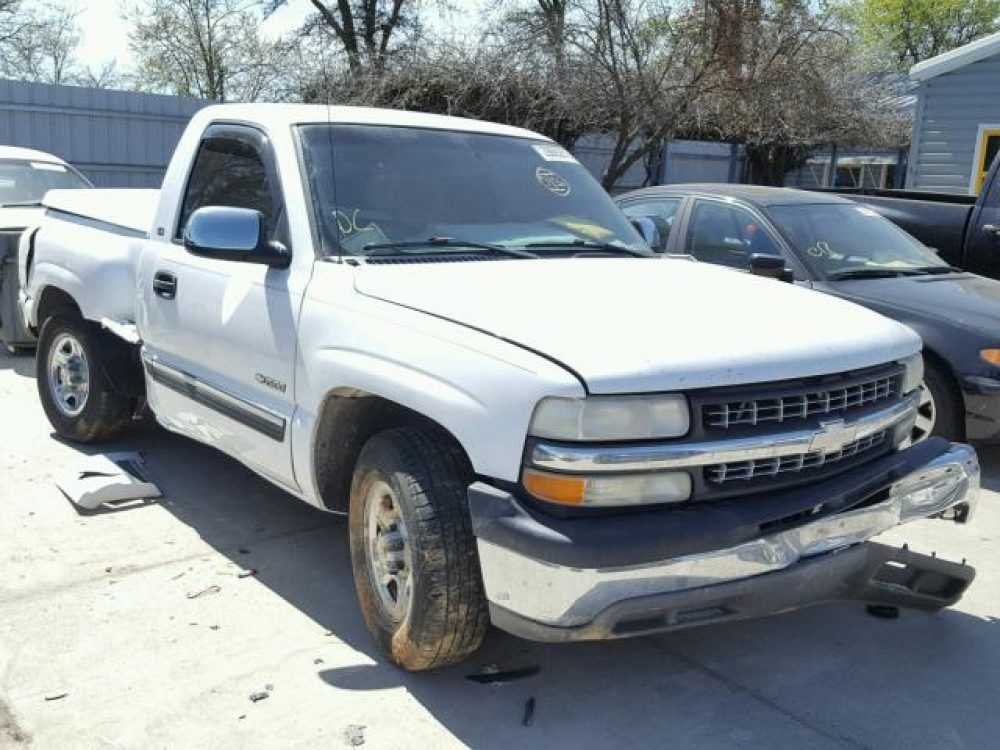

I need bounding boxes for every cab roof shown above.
[622,183,852,207]
[190,103,550,142]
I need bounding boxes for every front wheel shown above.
[348,426,488,671]
[36,315,133,442]
[911,358,964,443]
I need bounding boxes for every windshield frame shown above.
[296,122,650,260]
[0,158,92,206]
[767,200,947,282]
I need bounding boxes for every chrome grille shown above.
[704,373,897,429]
[705,430,888,484]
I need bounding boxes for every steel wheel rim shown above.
[47,331,90,418]
[911,381,936,443]
[363,479,414,623]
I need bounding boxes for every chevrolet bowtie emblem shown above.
[809,419,859,454]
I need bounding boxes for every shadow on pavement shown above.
[54,424,1000,748]
[0,344,36,378]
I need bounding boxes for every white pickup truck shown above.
[18,104,981,670]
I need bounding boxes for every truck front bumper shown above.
[469,440,979,642]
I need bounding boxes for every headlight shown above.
[900,353,924,394]
[981,349,1000,367]
[529,395,689,441]
[522,468,691,507]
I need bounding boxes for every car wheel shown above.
[348,426,488,671]
[911,358,964,443]
[36,315,133,442]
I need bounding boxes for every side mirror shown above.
[183,206,290,269]
[749,253,794,282]
[630,216,664,252]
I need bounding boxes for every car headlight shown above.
[981,349,1000,367]
[529,395,690,441]
[900,353,924,394]
[522,468,691,507]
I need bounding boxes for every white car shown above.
[18,104,981,670]
[0,146,90,352]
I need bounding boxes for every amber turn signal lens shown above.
[522,469,586,505]
[981,349,1000,366]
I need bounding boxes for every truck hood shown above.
[354,258,920,393]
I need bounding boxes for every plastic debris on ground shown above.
[466,664,540,685]
[56,453,160,511]
[344,724,366,746]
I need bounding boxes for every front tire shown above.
[912,357,964,443]
[36,315,132,442]
[348,426,488,671]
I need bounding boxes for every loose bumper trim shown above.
[488,542,976,643]
[471,442,978,638]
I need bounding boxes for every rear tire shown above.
[36,315,132,442]
[348,426,488,671]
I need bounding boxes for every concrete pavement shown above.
[1,346,998,749]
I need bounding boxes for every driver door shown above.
[140,124,306,491]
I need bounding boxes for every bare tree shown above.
[689,0,908,184]
[74,61,123,90]
[127,0,295,101]
[569,0,719,189]
[268,0,419,73]
[314,43,587,145]
[0,2,86,85]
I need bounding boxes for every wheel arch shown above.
[311,387,474,514]
[35,284,82,330]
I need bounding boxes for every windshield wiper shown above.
[905,265,964,275]
[362,237,537,259]
[522,239,651,257]
[826,268,922,280]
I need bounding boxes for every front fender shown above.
[293,286,583,505]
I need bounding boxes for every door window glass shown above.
[177,135,278,239]
[686,200,783,269]
[620,199,681,252]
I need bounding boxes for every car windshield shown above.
[0,159,90,206]
[769,202,947,278]
[299,124,649,257]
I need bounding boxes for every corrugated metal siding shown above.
[909,55,1000,194]
[0,79,211,187]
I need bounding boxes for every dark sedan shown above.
[616,184,1000,444]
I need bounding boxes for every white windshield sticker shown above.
[30,162,67,172]
[535,166,571,196]
[533,143,577,163]
[855,206,878,217]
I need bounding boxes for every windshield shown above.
[0,160,90,206]
[299,124,648,256]
[770,203,947,278]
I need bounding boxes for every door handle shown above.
[982,223,1000,238]
[153,271,177,300]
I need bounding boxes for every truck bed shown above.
[43,189,159,236]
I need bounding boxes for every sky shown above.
[74,0,485,76]
[75,0,313,73]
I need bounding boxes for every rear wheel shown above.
[348,426,488,671]
[36,315,132,442]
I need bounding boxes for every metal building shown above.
[908,33,1000,195]
[0,79,210,187]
